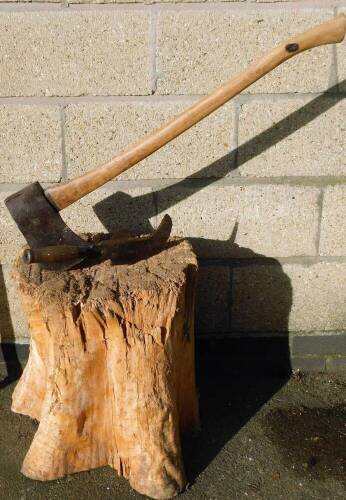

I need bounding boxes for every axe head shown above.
[5,182,172,271]
[5,182,84,249]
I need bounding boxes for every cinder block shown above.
[0,265,28,340]
[337,8,346,93]
[64,101,234,180]
[326,356,346,373]
[157,11,331,94]
[237,98,346,177]
[0,192,26,265]
[232,262,346,333]
[196,265,230,332]
[62,186,156,236]
[0,105,62,183]
[0,12,150,96]
[157,184,319,258]
[284,262,346,331]
[320,185,346,256]
[291,356,326,373]
[291,334,346,356]
[231,263,293,332]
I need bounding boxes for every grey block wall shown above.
[0,0,345,372]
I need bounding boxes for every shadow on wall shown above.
[94,80,344,234]
[93,79,344,343]
[95,193,294,481]
[0,266,22,389]
[93,79,345,235]
[92,81,344,482]
[0,82,342,474]
[94,212,293,484]
[183,237,292,483]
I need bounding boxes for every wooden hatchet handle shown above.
[46,14,346,210]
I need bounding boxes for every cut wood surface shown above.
[11,238,200,500]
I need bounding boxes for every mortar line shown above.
[1,175,346,193]
[59,106,68,182]
[152,189,159,229]
[0,91,343,106]
[152,1,336,12]
[196,332,285,340]
[207,255,346,267]
[0,3,66,11]
[1,231,345,266]
[315,188,325,256]
[65,0,346,7]
[198,256,346,266]
[329,6,340,90]
[245,0,346,4]
[199,332,291,340]
[65,2,338,13]
[149,6,158,95]
[0,95,203,105]
[236,91,345,102]
[0,1,337,13]
[101,175,346,187]
[197,329,346,340]
[0,3,147,12]
[228,265,233,335]
[3,329,346,346]
[0,338,30,346]
[232,97,241,175]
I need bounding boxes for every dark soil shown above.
[1,339,346,500]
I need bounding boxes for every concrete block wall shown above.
[0,0,345,372]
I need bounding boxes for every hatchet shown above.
[5,14,346,269]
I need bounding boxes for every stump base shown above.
[12,239,199,499]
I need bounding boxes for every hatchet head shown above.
[5,182,173,271]
[5,182,85,249]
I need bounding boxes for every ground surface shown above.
[1,340,345,500]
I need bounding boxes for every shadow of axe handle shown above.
[45,15,346,211]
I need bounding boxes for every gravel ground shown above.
[1,339,345,500]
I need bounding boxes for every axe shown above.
[5,14,346,269]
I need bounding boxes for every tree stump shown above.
[11,239,199,499]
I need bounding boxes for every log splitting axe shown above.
[5,14,346,269]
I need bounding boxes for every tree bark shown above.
[11,239,199,499]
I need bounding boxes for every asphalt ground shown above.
[1,339,345,500]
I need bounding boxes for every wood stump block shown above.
[11,239,200,499]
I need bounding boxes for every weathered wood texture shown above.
[11,239,199,500]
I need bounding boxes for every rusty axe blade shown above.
[5,182,85,248]
[6,182,173,270]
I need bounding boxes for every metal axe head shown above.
[5,182,84,249]
[5,182,173,271]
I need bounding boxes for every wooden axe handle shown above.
[46,14,346,210]
[23,244,93,264]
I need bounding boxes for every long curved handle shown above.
[46,14,346,210]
